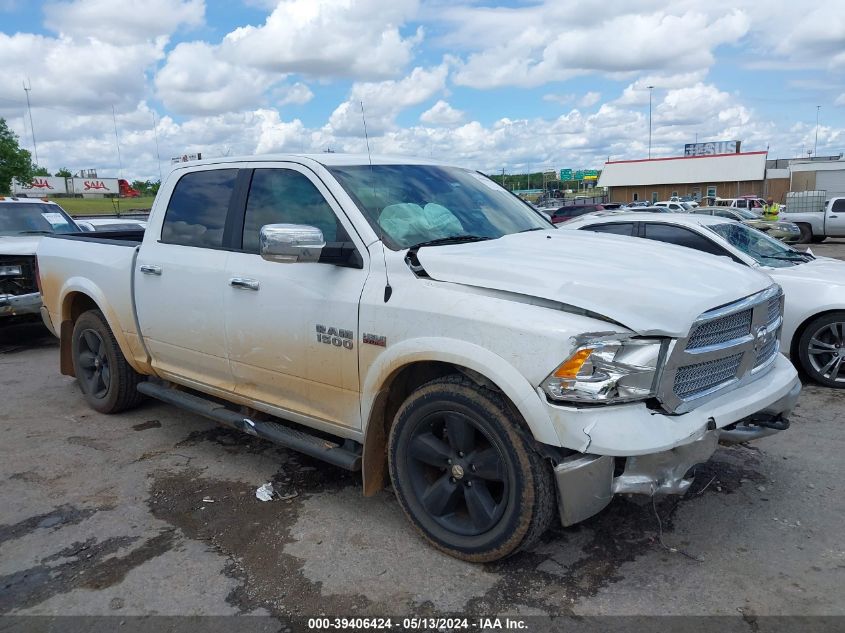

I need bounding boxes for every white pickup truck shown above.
[36,155,801,562]
[783,191,845,243]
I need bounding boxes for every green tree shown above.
[56,167,72,178]
[32,164,51,177]
[0,118,33,194]
[149,180,161,196]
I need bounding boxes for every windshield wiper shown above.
[517,227,547,233]
[407,235,493,250]
[751,250,810,263]
[16,230,52,235]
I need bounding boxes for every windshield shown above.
[708,222,807,268]
[328,165,550,249]
[0,203,80,236]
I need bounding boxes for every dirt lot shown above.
[2,241,844,630]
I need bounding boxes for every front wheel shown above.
[71,309,145,413]
[797,312,845,388]
[388,375,556,562]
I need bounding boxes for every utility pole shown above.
[647,85,654,159]
[22,79,38,166]
[814,105,821,158]
[112,105,123,215]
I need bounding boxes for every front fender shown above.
[360,336,558,445]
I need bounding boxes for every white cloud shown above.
[44,0,204,44]
[327,64,449,135]
[448,5,750,88]
[542,93,575,105]
[420,100,464,126]
[836,93,845,106]
[221,0,423,80]
[579,92,601,107]
[155,41,278,115]
[276,82,314,106]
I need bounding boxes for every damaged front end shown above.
[552,378,800,527]
[0,255,41,318]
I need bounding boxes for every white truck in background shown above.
[784,191,845,243]
[36,154,801,562]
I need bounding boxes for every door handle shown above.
[830,214,838,218]
[139,264,162,276]
[229,277,260,291]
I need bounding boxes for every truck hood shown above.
[415,230,772,337]
[0,236,41,256]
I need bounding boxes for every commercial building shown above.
[598,151,768,204]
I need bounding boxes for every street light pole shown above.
[22,79,38,166]
[814,105,820,157]
[647,85,654,159]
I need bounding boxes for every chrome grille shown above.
[686,308,752,349]
[674,353,743,399]
[766,294,781,326]
[754,335,779,369]
[658,285,785,414]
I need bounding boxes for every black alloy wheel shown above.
[76,328,111,399]
[404,410,508,536]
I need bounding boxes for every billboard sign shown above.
[574,169,599,180]
[684,140,740,156]
[12,177,69,195]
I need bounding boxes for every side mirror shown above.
[259,224,325,263]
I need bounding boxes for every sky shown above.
[1,0,844,181]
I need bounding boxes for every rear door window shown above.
[161,169,238,248]
[832,199,845,213]
[581,222,634,236]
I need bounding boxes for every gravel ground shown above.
[1,240,844,631]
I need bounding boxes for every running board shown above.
[137,381,362,471]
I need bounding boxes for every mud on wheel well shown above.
[59,292,100,376]
[361,361,515,496]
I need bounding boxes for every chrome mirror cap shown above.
[259,224,325,263]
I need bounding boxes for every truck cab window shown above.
[161,169,238,248]
[832,199,845,213]
[242,169,339,253]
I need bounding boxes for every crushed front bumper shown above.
[0,291,41,318]
[552,371,801,527]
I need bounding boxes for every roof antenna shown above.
[361,101,392,302]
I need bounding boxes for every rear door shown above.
[135,167,241,391]
[825,198,845,236]
[223,164,369,431]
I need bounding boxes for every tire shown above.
[811,235,826,244]
[796,311,845,388]
[388,375,556,562]
[796,224,813,244]
[71,309,145,413]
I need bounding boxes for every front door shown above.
[224,165,369,431]
[135,167,239,391]
[826,198,845,236]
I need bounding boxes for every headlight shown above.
[0,265,22,277]
[542,335,667,404]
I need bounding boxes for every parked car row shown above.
[0,196,147,320]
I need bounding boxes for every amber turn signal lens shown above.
[553,348,593,379]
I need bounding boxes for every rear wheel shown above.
[811,235,826,244]
[71,310,145,413]
[388,375,556,562]
[797,312,845,388]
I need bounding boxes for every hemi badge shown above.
[363,333,387,347]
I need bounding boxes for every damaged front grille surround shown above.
[658,284,784,414]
